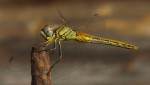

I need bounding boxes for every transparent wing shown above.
[0,12,106,81]
[0,24,44,72]
[50,13,106,82]
[57,8,77,29]
[78,14,106,37]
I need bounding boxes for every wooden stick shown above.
[31,45,51,85]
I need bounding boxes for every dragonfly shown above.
[4,9,138,80]
[39,8,138,71]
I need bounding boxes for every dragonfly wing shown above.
[8,48,31,72]
[57,8,77,29]
[79,14,105,29]
[0,38,26,72]
[50,13,106,80]
[0,35,43,72]
[56,8,105,31]
[77,13,106,37]
[50,46,82,81]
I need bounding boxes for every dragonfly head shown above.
[40,25,54,40]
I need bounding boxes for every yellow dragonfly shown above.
[40,9,138,71]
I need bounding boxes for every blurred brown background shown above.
[0,0,150,85]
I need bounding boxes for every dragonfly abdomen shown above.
[76,32,138,50]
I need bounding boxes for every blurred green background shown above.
[0,0,150,85]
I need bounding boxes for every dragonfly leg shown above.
[50,40,62,71]
[39,40,50,46]
[45,40,52,46]
[40,35,55,46]
[39,40,52,47]
[50,39,57,51]
[39,41,47,45]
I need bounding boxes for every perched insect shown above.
[40,9,138,71]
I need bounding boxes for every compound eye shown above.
[41,25,53,37]
[46,30,53,37]
[44,25,51,30]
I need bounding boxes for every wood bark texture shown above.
[31,45,51,85]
